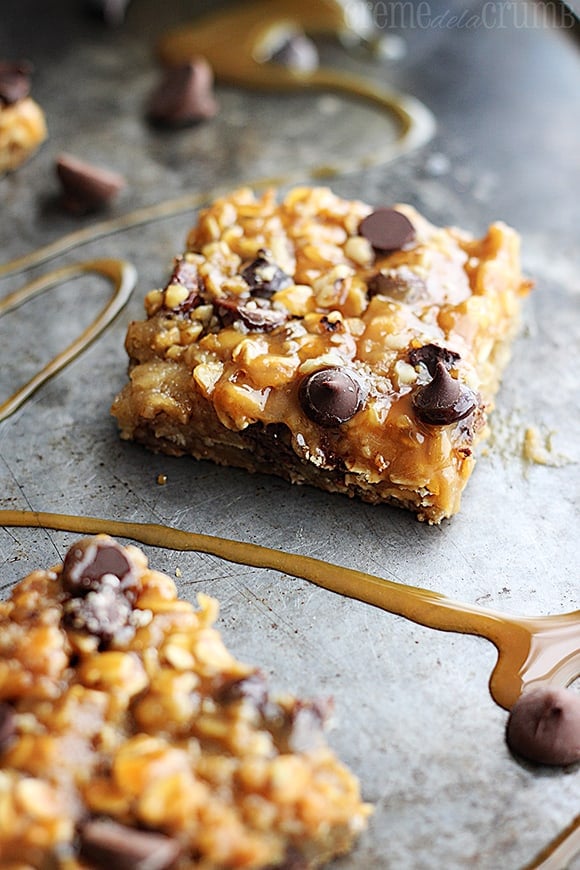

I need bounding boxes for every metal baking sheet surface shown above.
[1,1,579,867]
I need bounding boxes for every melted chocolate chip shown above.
[299,367,363,428]
[269,33,319,73]
[56,153,125,215]
[216,671,269,709]
[0,61,32,106]
[80,819,181,870]
[412,361,478,426]
[408,344,460,376]
[148,60,218,127]
[359,208,416,252]
[217,297,288,332]
[0,703,16,753]
[367,266,428,303]
[506,687,580,766]
[241,251,292,299]
[62,538,138,602]
[166,257,203,313]
[63,584,133,645]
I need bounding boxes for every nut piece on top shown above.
[0,535,370,867]
[0,60,48,175]
[112,185,531,523]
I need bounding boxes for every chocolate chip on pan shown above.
[147,59,218,127]
[412,361,477,426]
[506,686,580,766]
[56,153,126,215]
[79,818,182,870]
[0,60,32,106]
[269,33,319,73]
[62,537,138,602]
[299,367,364,427]
[359,208,416,252]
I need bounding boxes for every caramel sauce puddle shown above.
[0,259,137,423]
[1,509,578,715]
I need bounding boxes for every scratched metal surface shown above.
[1,1,580,868]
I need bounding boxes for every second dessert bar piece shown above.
[0,535,370,867]
[112,186,530,522]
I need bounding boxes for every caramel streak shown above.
[0,259,137,422]
[525,815,580,869]
[1,509,578,711]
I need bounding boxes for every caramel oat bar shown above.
[0,61,47,175]
[0,535,370,868]
[112,186,530,522]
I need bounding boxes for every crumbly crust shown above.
[0,536,370,868]
[112,186,530,522]
[0,96,47,174]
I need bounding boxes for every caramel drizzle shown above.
[525,815,580,870]
[0,259,137,423]
[1,509,579,714]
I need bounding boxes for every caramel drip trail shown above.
[1,509,579,711]
[525,814,580,869]
[0,259,137,422]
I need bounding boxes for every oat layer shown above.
[112,186,530,522]
[0,535,370,868]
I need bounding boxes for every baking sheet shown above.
[1,1,580,867]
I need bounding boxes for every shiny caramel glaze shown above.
[0,259,137,423]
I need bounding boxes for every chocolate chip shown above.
[147,60,218,127]
[56,153,126,215]
[62,538,138,602]
[269,34,319,73]
[217,297,288,332]
[216,671,269,709]
[165,257,203,313]
[299,367,363,428]
[0,703,16,753]
[0,61,32,106]
[408,343,460,377]
[63,584,133,645]
[506,687,580,766]
[79,819,181,870]
[241,251,292,299]
[359,208,416,252]
[367,266,428,303]
[412,361,478,426]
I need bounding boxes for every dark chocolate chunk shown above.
[408,343,460,376]
[0,61,32,106]
[56,153,125,215]
[166,257,203,313]
[506,687,580,766]
[147,60,218,127]
[216,671,269,709]
[63,584,133,645]
[217,297,288,332]
[62,538,138,603]
[84,0,131,27]
[241,250,292,299]
[367,266,428,303]
[412,361,477,426]
[359,208,416,252]
[269,33,319,73]
[80,819,181,870]
[299,367,364,428]
[0,702,16,753]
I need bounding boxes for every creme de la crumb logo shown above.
[345,0,577,30]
